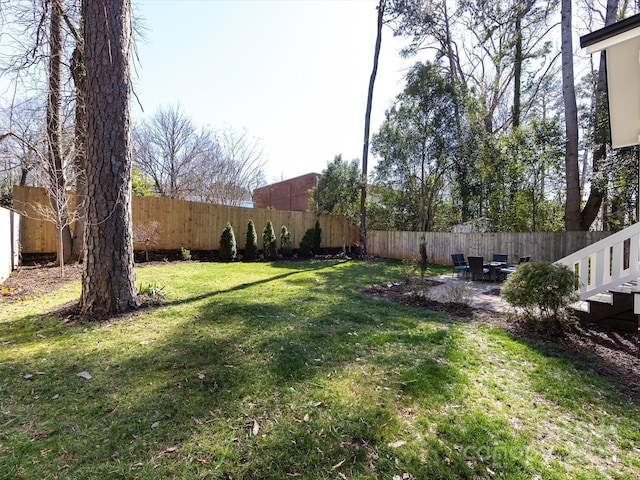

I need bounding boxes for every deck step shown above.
[574,284,639,333]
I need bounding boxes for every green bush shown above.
[299,228,315,257]
[280,225,292,257]
[180,247,191,261]
[219,222,237,262]
[312,220,322,250]
[244,220,258,261]
[299,220,323,257]
[500,261,578,327]
[262,220,277,260]
[419,240,428,279]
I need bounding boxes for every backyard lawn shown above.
[1,259,639,479]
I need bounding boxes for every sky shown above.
[131,0,416,183]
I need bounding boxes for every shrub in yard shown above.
[180,247,191,261]
[299,227,316,257]
[219,222,237,262]
[244,220,258,261]
[500,261,578,328]
[280,225,292,257]
[419,239,428,279]
[313,220,322,250]
[263,220,278,260]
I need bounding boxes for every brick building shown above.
[253,173,321,211]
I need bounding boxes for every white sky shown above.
[131,0,416,183]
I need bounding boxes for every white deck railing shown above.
[555,222,640,300]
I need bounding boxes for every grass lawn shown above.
[1,259,639,479]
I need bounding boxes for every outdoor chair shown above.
[468,256,490,281]
[492,253,508,263]
[451,253,469,278]
[500,255,530,279]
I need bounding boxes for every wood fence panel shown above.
[368,230,612,265]
[16,185,610,262]
[14,186,354,254]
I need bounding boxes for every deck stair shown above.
[575,282,639,332]
[555,222,640,336]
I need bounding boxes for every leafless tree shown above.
[202,127,267,206]
[132,104,214,199]
[133,107,267,206]
[132,220,160,262]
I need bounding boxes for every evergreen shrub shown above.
[219,222,237,262]
[280,225,292,257]
[263,220,277,260]
[244,220,258,261]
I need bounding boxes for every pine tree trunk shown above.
[71,27,87,263]
[80,0,136,314]
[360,0,385,254]
[47,0,72,265]
[561,0,582,231]
[580,0,619,229]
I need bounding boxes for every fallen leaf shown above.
[331,459,345,470]
[23,374,33,380]
[151,421,160,429]
[388,440,406,448]
[252,419,260,436]
[198,373,205,380]
[303,414,310,422]
[76,371,92,380]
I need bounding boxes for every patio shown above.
[427,273,509,312]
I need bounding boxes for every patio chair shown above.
[499,256,530,279]
[468,256,490,281]
[492,253,508,263]
[451,253,469,278]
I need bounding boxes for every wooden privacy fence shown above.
[13,185,358,254]
[367,230,612,265]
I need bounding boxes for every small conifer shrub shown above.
[419,240,428,279]
[300,220,322,257]
[244,220,258,261]
[280,225,292,257]
[219,222,237,262]
[263,220,277,260]
[313,220,322,251]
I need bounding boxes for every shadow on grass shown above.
[3,261,640,478]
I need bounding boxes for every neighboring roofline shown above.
[580,13,640,50]
[253,172,321,193]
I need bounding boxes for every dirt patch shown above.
[1,263,83,303]
[362,280,640,403]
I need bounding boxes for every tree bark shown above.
[360,0,385,255]
[561,0,582,231]
[47,0,72,266]
[581,0,619,229]
[80,0,137,314]
[70,24,87,263]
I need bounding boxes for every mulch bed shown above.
[2,265,639,403]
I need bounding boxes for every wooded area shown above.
[13,186,356,254]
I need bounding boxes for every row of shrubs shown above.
[219,219,323,262]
